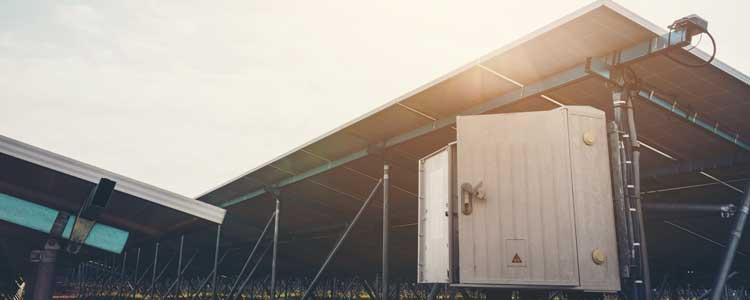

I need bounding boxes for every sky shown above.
[1,0,748,198]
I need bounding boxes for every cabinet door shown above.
[418,146,453,283]
[457,109,579,286]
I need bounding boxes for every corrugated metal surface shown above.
[456,109,579,286]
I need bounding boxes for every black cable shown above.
[685,33,703,52]
[663,28,716,68]
[624,66,640,90]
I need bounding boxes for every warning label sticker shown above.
[511,253,523,264]
[506,239,528,267]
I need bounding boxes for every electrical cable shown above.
[664,26,717,68]
[685,32,703,52]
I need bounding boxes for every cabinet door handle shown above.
[461,181,485,215]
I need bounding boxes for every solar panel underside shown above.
[198,1,750,275]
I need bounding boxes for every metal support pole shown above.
[162,250,199,298]
[708,181,750,300]
[643,202,736,215]
[151,242,159,293]
[664,221,747,257]
[426,283,440,300]
[612,82,650,300]
[270,197,281,300]
[190,250,231,300]
[144,254,177,299]
[118,251,127,298]
[382,164,390,300]
[212,224,221,299]
[134,247,141,283]
[301,179,383,299]
[609,122,631,279]
[459,288,473,300]
[30,211,68,300]
[31,238,60,300]
[228,211,276,297]
[121,251,128,279]
[233,244,272,300]
[627,93,652,300]
[362,278,378,300]
[176,235,184,296]
[129,258,156,299]
[159,250,200,299]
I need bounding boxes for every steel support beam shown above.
[637,89,750,151]
[189,250,231,300]
[30,239,60,300]
[609,122,632,279]
[630,97,652,300]
[151,242,159,293]
[176,235,184,295]
[643,154,750,178]
[664,221,748,257]
[233,244,272,300]
[120,251,127,279]
[362,278,378,300]
[426,284,440,300]
[134,247,141,283]
[162,250,199,298]
[586,28,749,154]
[212,224,221,299]
[709,181,750,300]
[382,165,390,300]
[301,179,383,299]
[643,202,736,216]
[612,85,652,300]
[219,29,691,209]
[270,197,280,300]
[130,258,157,299]
[227,211,275,298]
[144,252,176,299]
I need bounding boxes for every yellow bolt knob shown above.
[583,132,596,145]
[592,248,607,265]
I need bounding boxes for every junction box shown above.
[417,106,620,291]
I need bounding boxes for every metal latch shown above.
[461,181,485,215]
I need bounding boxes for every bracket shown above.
[66,178,116,254]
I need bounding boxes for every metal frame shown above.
[301,178,383,299]
[0,135,225,224]
[218,25,701,210]
[0,193,129,254]
[382,164,390,300]
[587,52,750,154]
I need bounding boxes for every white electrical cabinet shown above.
[417,106,620,292]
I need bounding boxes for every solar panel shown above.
[196,0,750,274]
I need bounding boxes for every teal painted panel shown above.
[0,193,129,254]
[81,222,129,253]
[59,215,129,253]
[0,193,58,233]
